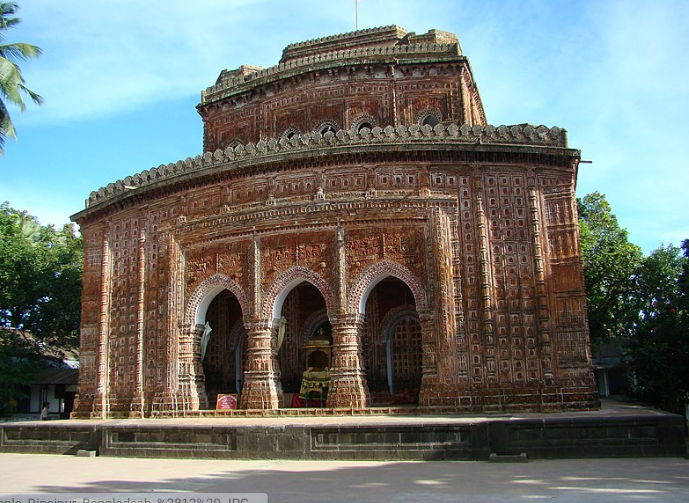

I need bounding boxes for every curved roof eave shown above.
[72,123,579,224]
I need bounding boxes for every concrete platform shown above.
[1,400,685,460]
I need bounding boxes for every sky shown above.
[0,0,687,254]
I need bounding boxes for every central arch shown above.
[262,267,335,408]
[262,266,335,321]
[348,259,427,315]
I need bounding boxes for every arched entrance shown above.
[276,282,331,407]
[202,290,246,408]
[381,307,422,403]
[183,274,250,411]
[358,274,423,406]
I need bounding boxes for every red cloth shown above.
[291,393,323,408]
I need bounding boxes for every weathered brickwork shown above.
[71,25,598,417]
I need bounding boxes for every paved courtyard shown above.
[1,453,688,502]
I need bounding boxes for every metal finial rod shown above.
[355,0,359,30]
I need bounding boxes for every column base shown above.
[328,371,370,408]
[240,372,281,410]
[70,393,98,419]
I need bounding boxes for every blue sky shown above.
[1,0,687,254]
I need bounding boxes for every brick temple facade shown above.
[71,25,598,418]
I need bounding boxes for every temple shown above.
[71,25,598,417]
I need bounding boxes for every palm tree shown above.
[0,2,42,154]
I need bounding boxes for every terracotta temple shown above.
[71,25,598,418]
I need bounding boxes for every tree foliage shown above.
[0,202,82,414]
[577,192,644,344]
[624,243,689,414]
[579,192,689,414]
[0,2,42,153]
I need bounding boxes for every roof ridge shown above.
[282,24,406,50]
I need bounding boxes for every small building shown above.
[29,367,79,419]
[593,341,630,398]
[71,26,598,418]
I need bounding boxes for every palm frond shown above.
[0,97,16,148]
[0,2,41,155]
[0,16,18,31]
[0,42,41,61]
[0,57,26,109]
[18,83,42,106]
[0,2,19,30]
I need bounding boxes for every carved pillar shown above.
[133,227,146,417]
[528,181,555,386]
[419,207,459,407]
[451,218,469,383]
[153,230,183,414]
[417,308,440,406]
[177,323,207,412]
[95,229,112,418]
[474,172,497,382]
[240,320,281,409]
[328,314,370,409]
[460,68,472,125]
[328,224,369,408]
[238,235,280,409]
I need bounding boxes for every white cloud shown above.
[14,0,282,123]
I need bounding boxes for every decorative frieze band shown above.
[82,123,569,211]
[203,42,461,103]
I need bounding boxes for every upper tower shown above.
[197,25,486,153]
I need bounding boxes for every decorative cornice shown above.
[73,122,572,220]
[201,42,462,105]
[282,25,406,52]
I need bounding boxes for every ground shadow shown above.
[13,457,689,503]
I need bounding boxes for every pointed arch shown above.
[380,305,423,398]
[280,126,301,140]
[351,114,377,134]
[228,319,248,351]
[379,305,420,345]
[262,266,335,320]
[300,308,329,345]
[312,119,340,136]
[348,259,427,315]
[416,107,442,127]
[184,273,250,328]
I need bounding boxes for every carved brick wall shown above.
[198,26,485,152]
[71,25,597,417]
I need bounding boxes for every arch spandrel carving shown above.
[348,259,428,315]
[184,273,250,329]
[262,266,336,321]
[184,243,247,296]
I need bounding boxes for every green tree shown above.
[0,2,42,154]
[625,243,689,414]
[577,192,644,344]
[0,202,82,415]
